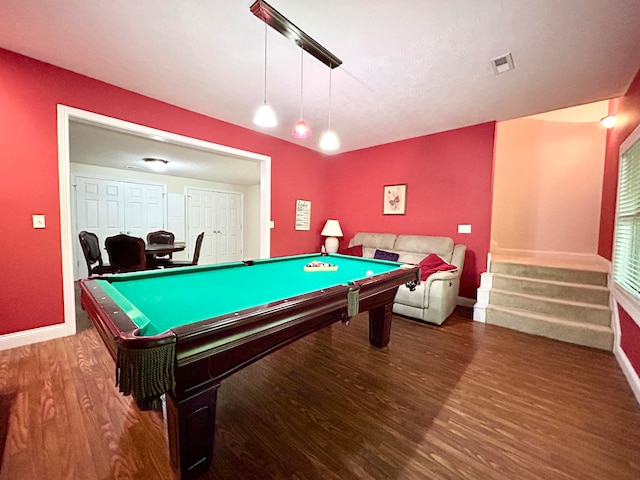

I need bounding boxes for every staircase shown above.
[477,255,614,351]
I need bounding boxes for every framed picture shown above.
[295,199,311,230]
[383,184,407,215]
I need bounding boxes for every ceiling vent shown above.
[490,53,515,75]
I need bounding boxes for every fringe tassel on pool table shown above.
[116,341,176,411]
[347,288,360,317]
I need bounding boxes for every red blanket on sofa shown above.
[418,254,457,281]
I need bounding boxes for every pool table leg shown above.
[368,303,393,348]
[166,383,219,479]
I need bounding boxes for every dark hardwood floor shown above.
[1,304,640,479]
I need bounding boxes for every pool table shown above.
[80,253,419,479]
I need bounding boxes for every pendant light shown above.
[291,48,312,139]
[253,22,277,127]
[320,66,339,152]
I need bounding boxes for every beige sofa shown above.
[347,232,466,325]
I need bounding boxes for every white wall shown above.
[245,185,261,259]
[71,163,260,259]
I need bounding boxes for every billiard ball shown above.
[366,270,374,276]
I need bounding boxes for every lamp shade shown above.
[321,219,343,237]
[320,129,340,152]
[254,102,277,127]
[292,118,312,139]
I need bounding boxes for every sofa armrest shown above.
[451,244,466,270]
[421,269,460,308]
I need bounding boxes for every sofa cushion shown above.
[373,249,400,262]
[393,235,454,263]
[349,232,397,258]
[338,245,363,257]
[418,254,457,281]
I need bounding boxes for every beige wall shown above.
[491,116,606,257]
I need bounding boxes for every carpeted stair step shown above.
[486,305,614,351]
[489,289,610,326]
[491,273,610,305]
[490,261,607,286]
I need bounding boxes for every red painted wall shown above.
[619,306,640,377]
[0,48,329,335]
[0,47,496,338]
[598,66,640,376]
[325,123,496,299]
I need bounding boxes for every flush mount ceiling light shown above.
[600,115,617,129]
[143,157,169,172]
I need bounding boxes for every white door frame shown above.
[48,105,270,347]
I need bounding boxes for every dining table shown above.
[145,242,186,269]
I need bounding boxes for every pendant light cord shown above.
[327,66,332,130]
[263,23,268,103]
[299,48,304,118]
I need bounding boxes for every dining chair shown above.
[166,232,205,268]
[146,230,175,266]
[105,234,147,273]
[78,231,115,276]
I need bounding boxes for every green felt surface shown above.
[96,254,402,336]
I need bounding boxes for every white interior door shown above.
[74,176,166,279]
[187,188,243,265]
[167,193,186,241]
[187,188,216,265]
[75,177,125,277]
[124,183,165,239]
[217,192,243,264]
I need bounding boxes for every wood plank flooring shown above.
[1,307,640,479]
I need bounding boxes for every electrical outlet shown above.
[458,224,471,234]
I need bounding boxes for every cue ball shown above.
[366,270,374,276]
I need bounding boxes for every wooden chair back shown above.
[78,231,113,275]
[165,232,205,268]
[147,230,175,262]
[191,232,205,265]
[146,230,175,244]
[105,234,147,273]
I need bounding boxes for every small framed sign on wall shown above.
[295,199,311,230]
[383,184,407,215]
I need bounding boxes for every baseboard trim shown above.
[615,343,640,406]
[457,296,475,308]
[0,322,75,351]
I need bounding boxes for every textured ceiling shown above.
[1,1,639,162]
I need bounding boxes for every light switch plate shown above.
[33,214,46,228]
[458,224,471,234]
[269,220,275,229]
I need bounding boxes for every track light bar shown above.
[250,0,342,69]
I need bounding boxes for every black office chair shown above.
[166,232,205,268]
[146,230,175,266]
[78,231,114,276]
[105,234,147,273]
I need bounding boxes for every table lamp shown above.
[321,219,343,253]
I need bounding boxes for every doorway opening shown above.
[58,105,272,336]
